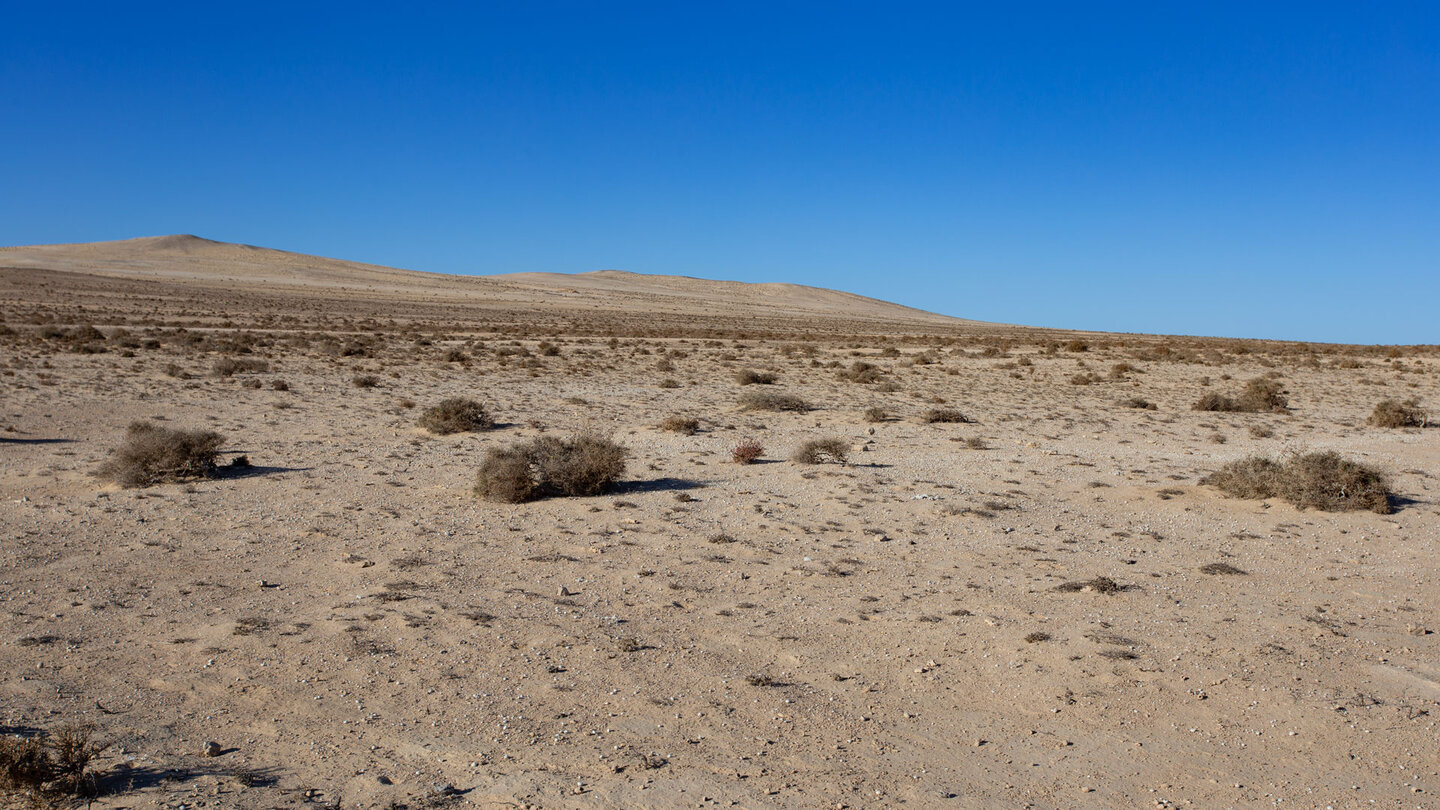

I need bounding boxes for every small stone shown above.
[201,741,222,757]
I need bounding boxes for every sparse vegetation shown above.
[791,437,849,464]
[475,432,627,503]
[1121,397,1157,410]
[1194,378,1288,413]
[352,373,381,388]
[95,421,226,487]
[863,406,888,423]
[418,398,494,434]
[1203,451,1393,513]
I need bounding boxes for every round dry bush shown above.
[1368,398,1427,428]
[475,433,627,503]
[731,439,764,464]
[738,391,810,412]
[1279,451,1392,514]
[95,421,225,488]
[734,369,778,385]
[473,447,537,503]
[837,361,882,383]
[659,416,701,434]
[1237,378,1288,413]
[791,437,849,464]
[1203,451,1393,514]
[418,398,494,434]
[921,408,971,424]
[1193,392,1240,412]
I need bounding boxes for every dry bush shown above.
[660,416,700,434]
[418,398,494,434]
[739,391,810,412]
[922,408,971,424]
[1194,378,1288,413]
[733,369,778,385]
[1065,339,1088,352]
[96,421,225,487]
[475,433,627,503]
[1193,392,1240,412]
[731,439,764,464]
[1237,378,1288,413]
[837,361,882,383]
[863,407,889,423]
[1121,397,1157,410]
[0,723,106,799]
[1203,451,1393,513]
[791,437,849,464]
[352,374,381,388]
[1368,398,1427,428]
[213,356,268,377]
[0,736,49,795]
[658,378,680,389]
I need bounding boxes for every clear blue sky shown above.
[3,3,1436,344]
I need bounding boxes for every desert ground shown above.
[1,237,1437,809]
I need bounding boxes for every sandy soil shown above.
[1,239,1438,809]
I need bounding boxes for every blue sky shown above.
[3,3,1436,344]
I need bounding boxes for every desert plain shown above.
[1,236,1437,809]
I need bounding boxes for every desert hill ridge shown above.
[0,234,982,331]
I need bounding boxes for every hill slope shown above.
[0,235,980,331]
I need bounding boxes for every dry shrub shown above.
[352,374,381,388]
[0,723,106,799]
[1237,378,1288,413]
[660,416,700,434]
[1065,339,1088,352]
[1193,392,1240,412]
[1121,397,1157,410]
[837,361,882,383]
[863,407,888,423]
[96,421,225,487]
[1193,378,1288,413]
[791,437,849,464]
[1203,451,1393,513]
[922,408,971,424]
[731,439,764,464]
[475,433,627,503]
[734,369,777,385]
[739,391,810,412]
[213,357,268,377]
[0,736,49,794]
[418,398,494,434]
[1368,398,1427,428]
[658,378,680,389]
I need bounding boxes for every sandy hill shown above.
[0,235,982,333]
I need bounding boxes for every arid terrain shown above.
[2,236,1437,809]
